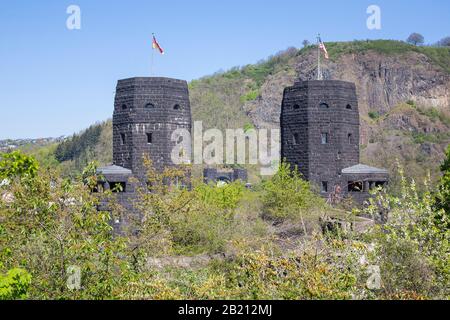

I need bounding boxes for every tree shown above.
[0,151,38,180]
[406,33,424,46]
[0,156,129,299]
[302,40,310,48]
[437,36,450,47]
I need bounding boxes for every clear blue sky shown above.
[1,0,449,139]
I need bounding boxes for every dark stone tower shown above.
[281,80,359,185]
[98,77,192,232]
[112,77,192,180]
[281,80,387,202]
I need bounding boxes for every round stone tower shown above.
[112,77,192,180]
[280,80,360,193]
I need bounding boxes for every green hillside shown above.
[326,40,450,72]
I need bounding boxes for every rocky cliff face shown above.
[244,47,450,131]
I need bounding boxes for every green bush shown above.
[365,166,450,299]
[239,90,260,103]
[0,151,39,180]
[195,181,244,211]
[435,144,450,228]
[260,162,323,223]
[0,268,32,300]
[0,157,128,299]
[368,111,380,120]
[131,161,247,256]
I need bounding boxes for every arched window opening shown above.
[320,102,329,108]
[120,133,126,145]
[121,104,127,110]
[346,104,352,110]
[145,103,155,109]
[293,104,300,110]
[173,104,181,110]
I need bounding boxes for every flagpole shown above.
[151,33,155,76]
[317,34,322,80]
[151,46,154,76]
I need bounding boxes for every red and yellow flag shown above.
[152,34,164,55]
[318,37,329,59]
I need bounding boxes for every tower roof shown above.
[116,77,187,87]
[97,165,132,175]
[291,79,357,89]
[342,164,388,174]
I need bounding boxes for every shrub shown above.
[0,268,32,300]
[260,162,324,228]
[0,151,39,180]
[130,159,246,257]
[195,181,244,212]
[239,90,260,103]
[0,157,128,299]
[368,111,380,120]
[364,165,450,299]
[435,145,450,228]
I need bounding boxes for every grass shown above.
[415,106,450,126]
[412,131,450,144]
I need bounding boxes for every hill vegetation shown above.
[325,40,450,72]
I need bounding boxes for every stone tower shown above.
[112,77,192,180]
[98,77,192,232]
[281,80,388,202]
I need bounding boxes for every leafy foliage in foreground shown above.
[365,165,450,299]
[0,268,31,300]
[0,151,39,180]
[0,152,128,299]
[0,151,449,300]
[435,145,450,225]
